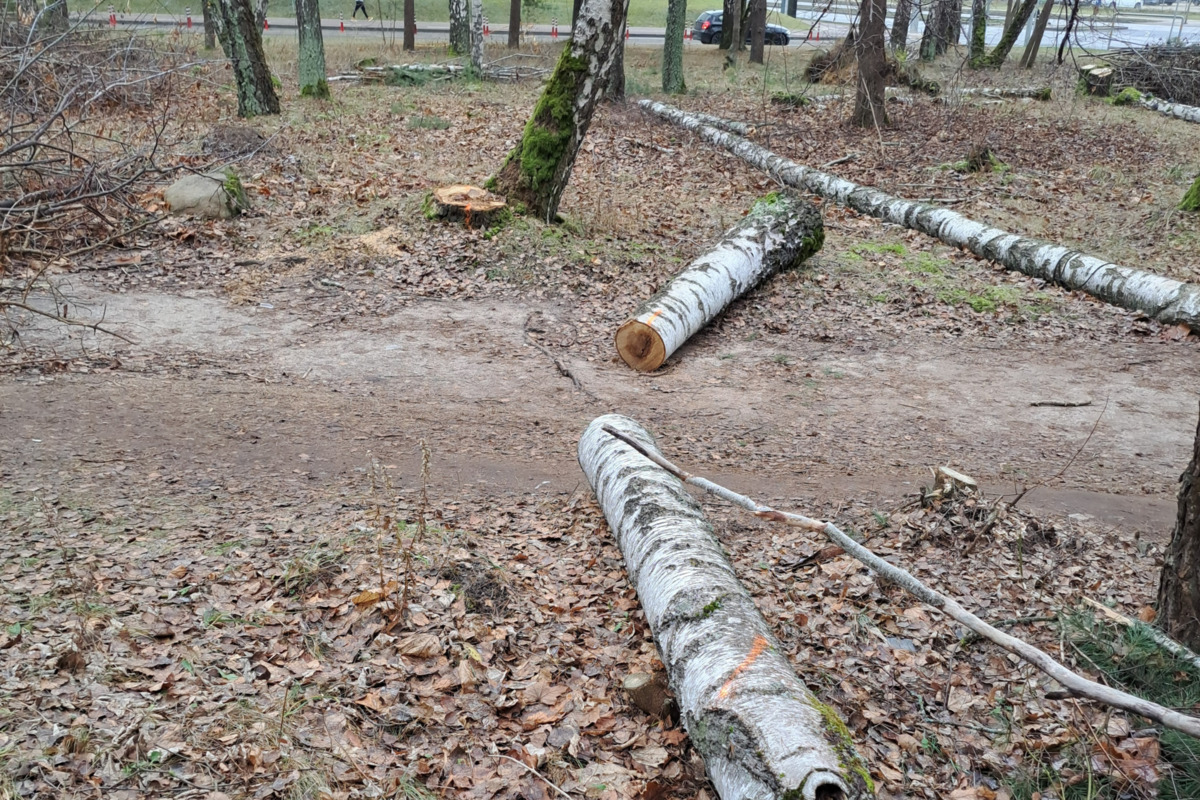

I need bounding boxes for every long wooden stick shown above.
[601,425,1200,741]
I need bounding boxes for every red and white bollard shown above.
[340,14,344,31]
[625,26,630,40]
[108,4,116,26]
[685,28,692,41]
[186,6,192,28]
[263,17,269,30]
[551,17,558,39]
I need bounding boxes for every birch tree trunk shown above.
[212,0,280,118]
[578,414,874,800]
[889,0,913,49]
[968,0,987,66]
[1018,0,1054,68]
[852,0,888,128]
[1158,403,1200,651]
[616,193,823,372]
[449,0,470,55]
[470,0,484,74]
[978,0,1037,67]
[296,0,330,99]
[507,0,520,47]
[749,0,765,64]
[1141,97,1200,125]
[663,0,688,93]
[489,0,629,222]
[639,100,1200,332]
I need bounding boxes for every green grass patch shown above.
[406,115,451,130]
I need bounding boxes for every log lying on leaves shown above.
[942,86,1052,101]
[615,193,822,372]
[1139,96,1200,125]
[599,421,1200,742]
[640,100,1200,332]
[578,415,873,800]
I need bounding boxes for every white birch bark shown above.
[946,86,1052,100]
[448,0,470,55]
[469,0,484,73]
[640,100,1200,332]
[616,194,822,372]
[1139,96,1200,125]
[578,414,874,800]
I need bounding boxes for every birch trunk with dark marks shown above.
[851,0,888,128]
[296,0,329,99]
[1018,0,1054,68]
[211,0,280,118]
[663,0,688,93]
[1158,404,1200,651]
[1140,97,1200,125]
[577,414,874,800]
[490,0,629,222]
[449,0,470,55]
[639,100,1200,331]
[616,193,823,372]
[470,0,484,74]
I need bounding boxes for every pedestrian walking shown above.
[353,0,369,19]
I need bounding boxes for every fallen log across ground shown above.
[578,414,875,800]
[616,192,822,372]
[1139,96,1200,124]
[639,100,1200,332]
[599,421,1200,742]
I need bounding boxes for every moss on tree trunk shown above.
[1181,175,1200,212]
[977,0,1038,68]
[212,0,280,117]
[968,0,987,67]
[296,0,330,99]
[662,0,687,94]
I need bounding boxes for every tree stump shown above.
[424,185,507,228]
[1079,64,1114,96]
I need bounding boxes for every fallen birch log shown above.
[1080,596,1200,674]
[639,100,1200,332]
[600,421,1200,742]
[940,86,1052,101]
[616,193,822,372]
[1139,96,1200,124]
[579,415,874,800]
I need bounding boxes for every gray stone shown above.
[164,169,249,219]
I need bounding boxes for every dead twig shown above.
[0,299,135,343]
[601,424,1200,741]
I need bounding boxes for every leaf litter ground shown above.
[2,44,1200,800]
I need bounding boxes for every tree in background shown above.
[202,0,217,49]
[1158,403,1200,650]
[977,0,1038,67]
[17,0,68,35]
[890,0,914,49]
[211,0,280,117]
[405,0,416,50]
[852,0,887,127]
[748,0,765,64]
[449,0,470,54]
[295,0,329,99]
[921,0,961,60]
[663,0,687,93]
[508,0,520,48]
[968,0,987,66]
[490,0,630,222]
[1019,0,1056,68]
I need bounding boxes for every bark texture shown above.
[889,0,913,49]
[470,0,484,74]
[852,0,888,128]
[578,415,874,800]
[405,0,416,50]
[616,193,823,372]
[921,0,961,60]
[1158,404,1200,651]
[490,0,629,222]
[449,0,470,55]
[1018,0,1055,68]
[607,26,626,101]
[640,100,1200,332]
[212,0,280,118]
[662,0,688,94]
[978,0,1038,67]
[203,0,217,49]
[507,0,520,47]
[748,0,765,64]
[727,0,743,55]
[1141,97,1200,125]
[296,0,329,99]
[720,0,735,48]
[968,0,988,66]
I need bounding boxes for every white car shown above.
[1108,0,1145,8]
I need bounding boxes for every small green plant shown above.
[202,608,234,628]
[407,115,451,131]
[771,354,793,365]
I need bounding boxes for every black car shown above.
[693,11,790,46]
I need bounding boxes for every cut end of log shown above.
[615,319,667,372]
[425,185,507,228]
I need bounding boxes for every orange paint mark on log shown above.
[645,310,663,327]
[717,635,769,700]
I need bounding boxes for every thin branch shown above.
[0,300,136,344]
[490,753,573,800]
[600,424,1200,741]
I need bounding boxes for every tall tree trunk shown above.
[608,23,626,100]
[1019,0,1054,68]
[490,0,630,222]
[749,0,765,63]
[1158,404,1200,651]
[890,0,913,49]
[1056,0,1079,64]
[507,0,519,47]
[573,0,583,25]
[978,0,1037,67]
[920,0,947,60]
[296,0,329,98]
[449,0,469,55]
[968,0,987,66]
[405,0,416,49]
[720,0,734,48]
[203,0,217,49]
[852,0,888,127]
[727,0,743,56]
[211,0,280,118]
[470,0,484,73]
[663,0,687,93]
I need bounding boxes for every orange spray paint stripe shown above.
[644,310,663,327]
[717,635,769,700]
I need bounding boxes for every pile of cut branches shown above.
[1110,44,1200,105]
